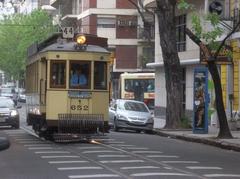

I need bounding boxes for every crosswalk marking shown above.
[121,166,160,170]
[24,144,51,147]
[162,161,199,164]
[122,147,149,150]
[28,147,56,150]
[110,144,134,147]
[204,174,240,177]
[68,174,119,178]
[147,155,179,158]
[186,166,222,170]
[41,155,80,159]
[77,146,103,150]
[49,161,88,164]
[82,150,120,154]
[130,172,193,177]
[100,160,144,164]
[58,166,103,170]
[97,155,130,158]
[132,151,162,154]
[35,151,70,154]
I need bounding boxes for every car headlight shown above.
[117,114,128,121]
[10,110,18,116]
[148,117,154,123]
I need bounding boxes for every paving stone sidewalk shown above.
[154,117,240,152]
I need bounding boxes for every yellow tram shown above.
[26,33,111,141]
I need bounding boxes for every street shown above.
[0,104,240,179]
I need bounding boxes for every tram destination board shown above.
[68,91,92,99]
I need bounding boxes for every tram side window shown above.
[70,61,91,89]
[50,61,66,88]
[94,62,107,90]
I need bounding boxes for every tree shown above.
[128,0,183,129]
[0,9,56,82]
[179,0,238,138]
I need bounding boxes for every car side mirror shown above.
[16,105,22,109]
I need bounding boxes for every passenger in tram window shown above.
[71,68,87,86]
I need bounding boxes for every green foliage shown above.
[180,116,191,129]
[0,10,57,80]
[178,1,224,49]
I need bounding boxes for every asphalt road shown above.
[0,103,240,179]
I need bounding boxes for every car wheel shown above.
[113,119,119,132]
[145,130,154,134]
[13,122,19,129]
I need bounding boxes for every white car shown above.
[109,99,154,133]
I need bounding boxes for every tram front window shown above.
[50,61,66,88]
[70,61,91,89]
[94,62,107,90]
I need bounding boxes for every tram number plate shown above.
[71,105,89,111]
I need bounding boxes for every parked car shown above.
[109,99,154,133]
[0,97,21,129]
[0,87,14,98]
[18,92,26,103]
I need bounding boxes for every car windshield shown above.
[123,101,149,112]
[0,98,14,108]
[1,88,12,94]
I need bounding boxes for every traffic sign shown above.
[62,27,74,38]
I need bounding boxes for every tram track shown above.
[20,127,207,179]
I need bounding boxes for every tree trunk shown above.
[156,0,183,128]
[208,61,233,138]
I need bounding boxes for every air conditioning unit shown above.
[208,0,226,19]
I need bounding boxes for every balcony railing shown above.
[138,27,155,40]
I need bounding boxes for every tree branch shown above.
[214,20,240,58]
[186,28,211,60]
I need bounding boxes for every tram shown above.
[26,33,111,141]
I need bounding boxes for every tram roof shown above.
[39,42,109,53]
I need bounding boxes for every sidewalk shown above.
[153,118,240,152]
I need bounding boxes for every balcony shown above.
[138,27,155,40]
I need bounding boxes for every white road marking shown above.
[28,147,56,150]
[122,147,149,150]
[110,144,134,147]
[41,155,80,159]
[147,155,179,158]
[82,150,120,154]
[19,141,45,144]
[121,166,160,170]
[204,174,240,177]
[186,166,222,170]
[35,151,70,154]
[105,141,125,144]
[100,160,144,164]
[77,146,103,150]
[162,161,199,164]
[130,172,193,177]
[132,151,162,154]
[49,161,88,164]
[68,174,119,178]
[15,138,38,141]
[97,155,130,158]
[24,144,51,147]
[58,166,103,170]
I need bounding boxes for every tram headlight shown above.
[76,35,86,45]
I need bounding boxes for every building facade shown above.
[144,0,235,124]
[50,0,155,99]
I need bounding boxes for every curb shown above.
[154,130,240,152]
[0,137,10,151]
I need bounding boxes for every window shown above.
[97,18,116,28]
[50,61,66,88]
[69,61,91,89]
[94,62,107,90]
[176,14,186,52]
